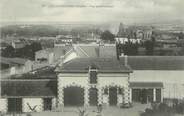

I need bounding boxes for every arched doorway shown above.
[64,86,84,106]
[89,88,98,106]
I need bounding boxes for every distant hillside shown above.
[0,24,102,38]
[1,25,62,37]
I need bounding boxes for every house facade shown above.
[56,58,132,107]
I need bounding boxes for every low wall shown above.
[0,98,7,113]
[22,98,43,112]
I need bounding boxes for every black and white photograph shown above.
[0,0,184,116]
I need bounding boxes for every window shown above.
[104,88,108,94]
[89,71,97,84]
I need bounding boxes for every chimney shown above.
[124,55,128,66]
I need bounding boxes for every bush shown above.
[174,102,184,114]
[151,102,159,110]
[158,103,171,112]
[140,103,174,116]
[26,113,32,116]
[140,109,173,116]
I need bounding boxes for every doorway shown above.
[89,88,98,106]
[8,98,22,113]
[109,87,117,105]
[43,98,52,111]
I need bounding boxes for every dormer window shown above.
[89,70,97,84]
[89,64,98,84]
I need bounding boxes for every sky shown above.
[0,0,184,24]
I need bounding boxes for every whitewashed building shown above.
[55,58,133,107]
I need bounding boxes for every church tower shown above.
[117,23,127,37]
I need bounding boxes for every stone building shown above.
[55,58,132,107]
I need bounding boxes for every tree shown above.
[144,37,156,55]
[30,42,42,53]
[29,42,42,60]
[1,42,42,60]
[15,42,42,60]
[100,30,115,42]
[1,45,15,57]
[179,45,184,55]
[119,41,138,56]
[178,32,184,39]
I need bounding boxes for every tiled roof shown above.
[56,58,132,73]
[36,46,73,60]
[120,56,184,70]
[0,57,29,65]
[130,82,163,88]
[36,44,117,59]
[1,79,57,97]
[37,46,72,55]
[53,46,73,59]
[74,44,117,58]
[78,45,99,57]
[99,45,117,58]
[6,66,57,79]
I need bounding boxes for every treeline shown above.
[1,25,62,37]
[1,25,102,38]
[100,30,156,56]
[117,39,184,56]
